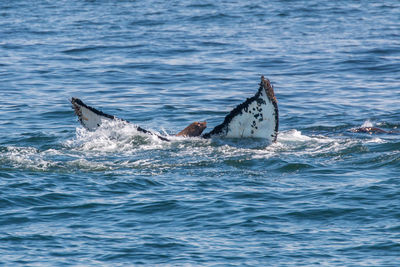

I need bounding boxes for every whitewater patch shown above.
[1,122,391,173]
[64,119,168,153]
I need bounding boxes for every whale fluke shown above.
[202,76,279,142]
[71,98,170,141]
[71,76,278,143]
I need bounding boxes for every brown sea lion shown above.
[176,121,207,137]
[350,127,398,134]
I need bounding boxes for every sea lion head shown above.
[176,121,207,137]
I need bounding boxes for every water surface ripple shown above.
[1,0,399,266]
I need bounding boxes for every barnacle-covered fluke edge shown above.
[202,76,279,142]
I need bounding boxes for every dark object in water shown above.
[176,122,207,137]
[350,127,398,134]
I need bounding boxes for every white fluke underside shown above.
[202,76,279,142]
[79,104,112,131]
[224,88,276,139]
[71,98,114,131]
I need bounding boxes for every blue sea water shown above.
[1,0,399,266]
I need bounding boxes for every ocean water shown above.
[1,0,399,266]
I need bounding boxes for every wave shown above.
[1,118,397,173]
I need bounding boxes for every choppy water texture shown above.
[1,1,400,266]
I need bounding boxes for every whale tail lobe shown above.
[70,98,170,141]
[202,76,279,142]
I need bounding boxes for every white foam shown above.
[361,120,373,128]
[65,119,167,153]
[365,137,385,144]
[2,146,56,171]
[277,129,334,144]
[67,158,110,171]
[252,129,357,159]
[3,123,386,173]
